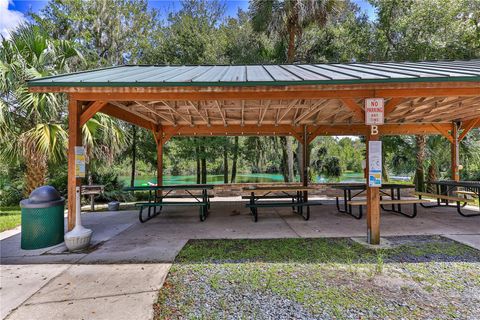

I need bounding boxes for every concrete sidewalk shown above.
[3,264,170,320]
[1,199,479,319]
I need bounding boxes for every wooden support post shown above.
[366,130,380,245]
[154,126,164,193]
[302,125,309,202]
[451,122,460,181]
[67,99,82,231]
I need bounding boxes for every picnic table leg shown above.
[348,190,353,214]
[250,192,258,222]
[396,187,402,212]
[343,190,348,212]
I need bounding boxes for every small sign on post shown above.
[368,141,382,187]
[75,146,86,178]
[365,98,384,125]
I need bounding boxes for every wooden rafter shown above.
[101,103,155,131]
[432,123,454,143]
[258,100,271,126]
[384,97,405,116]
[340,98,365,121]
[159,100,193,126]
[135,101,176,126]
[214,100,227,126]
[187,101,208,124]
[110,101,157,125]
[458,117,480,141]
[80,101,107,126]
[294,100,328,124]
[277,100,299,124]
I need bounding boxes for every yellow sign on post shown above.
[75,146,86,178]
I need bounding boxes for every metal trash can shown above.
[20,186,65,250]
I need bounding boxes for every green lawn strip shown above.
[155,237,480,319]
[174,237,480,264]
[0,206,21,232]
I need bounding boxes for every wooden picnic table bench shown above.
[418,180,479,217]
[242,186,322,222]
[124,184,215,222]
[347,198,430,218]
[331,183,416,219]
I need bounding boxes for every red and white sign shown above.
[365,98,384,125]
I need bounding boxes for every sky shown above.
[2,0,376,38]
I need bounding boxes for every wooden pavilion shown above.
[28,60,480,245]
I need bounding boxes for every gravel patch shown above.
[154,237,480,319]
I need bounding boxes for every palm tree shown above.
[250,0,340,182]
[250,0,340,63]
[0,24,84,195]
[415,135,427,191]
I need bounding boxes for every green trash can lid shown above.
[20,186,65,208]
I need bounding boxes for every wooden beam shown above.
[110,101,156,124]
[136,101,176,125]
[159,100,193,125]
[432,123,453,143]
[31,81,480,98]
[100,103,155,131]
[384,97,404,116]
[214,100,227,126]
[294,100,328,124]
[163,124,303,138]
[277,100,299,124]
[340,98,365,121]
[67,99,82,231]
[258,100,271,126]
[80,101,107,126]
[65,86,480,102]
[458,117,480,141]
[366,132,380,245]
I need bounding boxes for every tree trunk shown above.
[196,144,201,184]
[279,137,289,182]
[223,141,228,184]
[195,139,201,184]
[426,160,438,193]
[286,137,295,182]
[200,139,207,184]
[24,151,47,196]
[415,135,427,191]
[296,141,302,182]
[231,136,239,183]
[287,24,296,63]
[130,125,136,188]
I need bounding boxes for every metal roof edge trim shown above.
[26,65,126,83]
[27,76,480,88]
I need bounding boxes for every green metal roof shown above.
[28,60,480,87]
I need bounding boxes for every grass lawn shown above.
[155,236,480,320]
[0,206,21,232]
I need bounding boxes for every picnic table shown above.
[124,184,214,222]
[332,183,420,219]
[417,180,479,217]
[242,186,322,222]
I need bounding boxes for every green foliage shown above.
[322,156,342,178]
[31,0,159,65]
[91,171,133,202]
[0,206,21,232]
